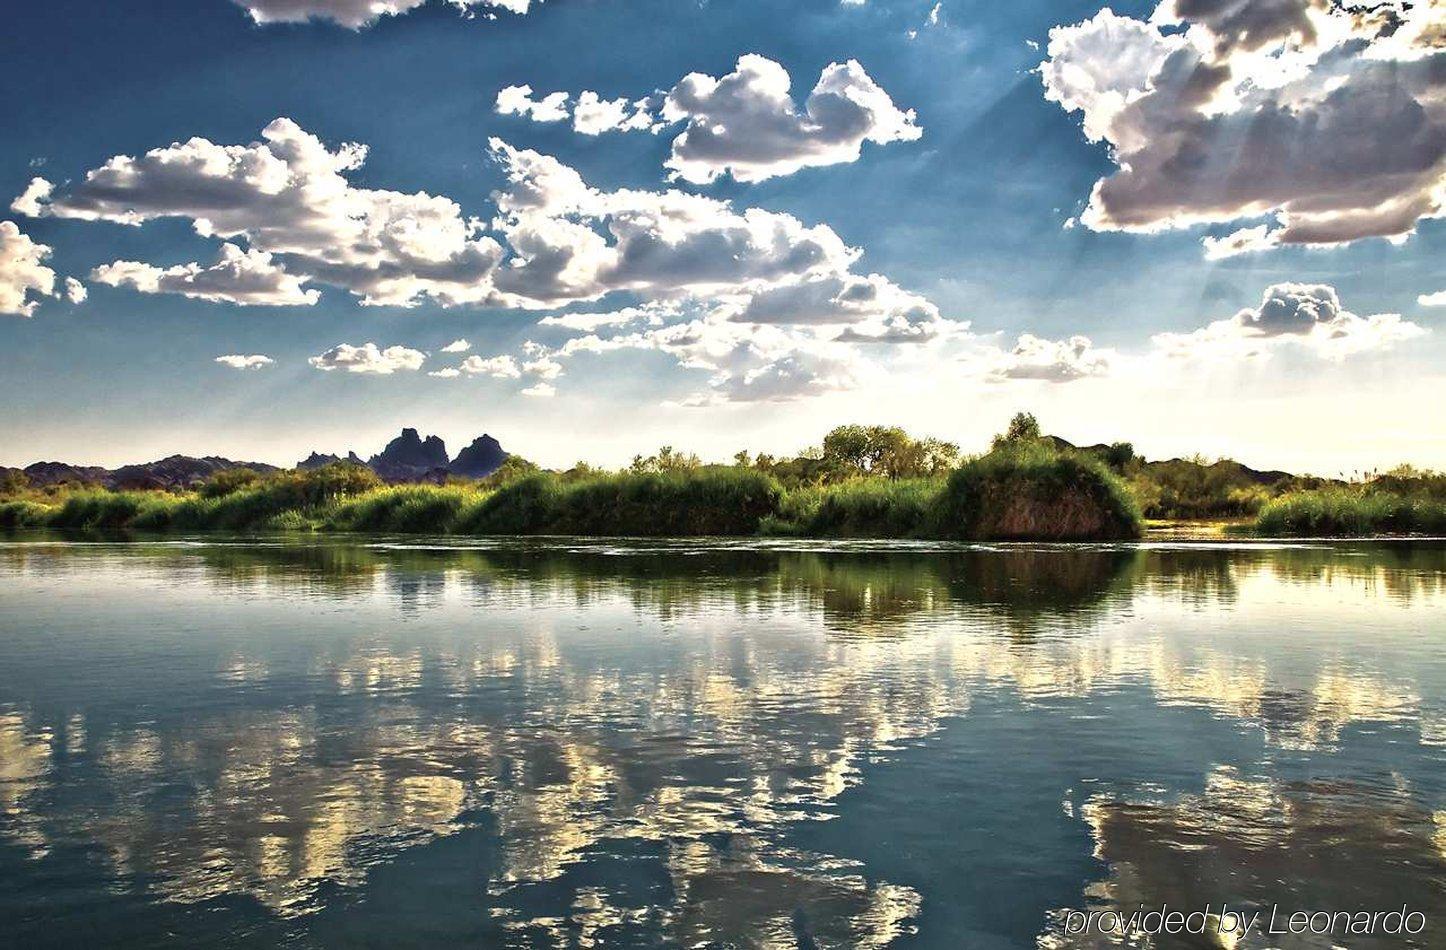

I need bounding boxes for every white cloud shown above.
[1419,290,1446,307]
[23,118,504,308]
[439,338,472,353]
[571,91,660,136]
[1201,223,1280,260]
[495,54,922,182]
[232,0,538,29]
[91,243,320,306]
[986,333,1113,382]
[308,342,426,374]
[0,220,57,317]
[496,84,571,123]
[1041,1,1446,252]
[721,272,951,343]
[428,367,462,378]
[215,354,275,370]
[10,178,52,218]
[1153,282,1428,362]
[23,122,999,406]
[661,54,922,183]
[485,138,863,305]
[520,381,556,397]
[537,302,673,331]
[458,354,521,377]
[63,277,87,304]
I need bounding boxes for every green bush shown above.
[327,485,480,533]
[464,468,783,536]
[799,478,943,538]
[0,499,52,529]
[1255,489,1446,536]
[933,444,1142,540]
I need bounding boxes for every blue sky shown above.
[2,0,1443,472]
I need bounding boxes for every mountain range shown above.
[4,429,508,490]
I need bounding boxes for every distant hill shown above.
[298,429,510,483]
[8,429,509,490]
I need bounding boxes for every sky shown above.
[1,0,1443,474]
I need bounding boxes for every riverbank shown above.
[1,445,1145,542]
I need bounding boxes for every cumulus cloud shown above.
[215,354,275,370]
[63,277,87,304]
[232,0,538,29]
[1153,282,1428,361]
[1041,0,1446,253]
[540,305,881,404]
[572,91,661,136]
[662,55,922,183]
[485,137,862,305]
[495,84,571,123]
[1419,290,1446,307]
[308,342,426,374]
[21,118,504,308]
[494,54,921,182]
[520,381,556,397]
[10,178,51,218]
[439,338,472,353]
[0,220,57,317]
[23,120,901,315]
[22,120,988,404]
[537,302,673,331]
[721,272,950,343]
[428,367,462,378]
[458,354,521,377]
[91,243,320,306]
[986,333,1113,382]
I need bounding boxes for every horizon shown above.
[0,415,1379,482]
[3,0,1443,477]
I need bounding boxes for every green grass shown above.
[465,468,784,536]
[1254,489,1446,537]
[1,452,1149,541]
[933,443,1142,540]
[760,477,944,538]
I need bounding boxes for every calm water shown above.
[1,537,1444,948]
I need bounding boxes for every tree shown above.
[993,412,1042,449]
[199,467,262,498]
[821,425,960,479]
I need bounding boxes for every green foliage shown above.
[1129,456,1280,519]
[1255,489,1446,536]
[327,485,481,533]
[0,499,52,529]
[629,446,702,474]
[935,442,1142,540]
[819,425,960,480]
[992,412,1042,450]
[1368,465,1446,500]
[48,491,184,530]
[198,467,263,498]
[467,468,783,536]
[795,478,945,538]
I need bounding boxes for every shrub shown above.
[0,499,52,529]
[800,478,944,538]
[327,485,479,533]
[48,491,185,531]
[1255,489,1446,536]
[933,444,1142,540]
[199,467,263,498]
[463,468,783,536]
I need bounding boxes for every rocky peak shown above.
[449,434,508,478]
[368,428,450,481]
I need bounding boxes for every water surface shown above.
[1,537,1443,948]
